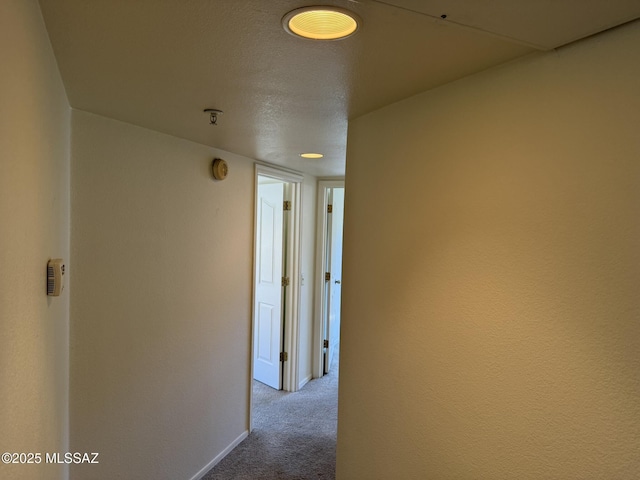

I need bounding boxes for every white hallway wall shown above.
[338,21,640,480]
[70,110,253,480]
[0,1,70,479]
[298,175,319,387]
[70,110,317,479]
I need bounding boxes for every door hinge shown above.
[325,272,330,282]
[283,200,292,211]
[280,352,288,362]
[323,339,329,349]
[327,204,333,213]
[282,276,290,287]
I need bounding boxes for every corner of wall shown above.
[0,1,71,479]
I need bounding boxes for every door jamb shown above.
[251,164,304,429]
[312,179,345,379]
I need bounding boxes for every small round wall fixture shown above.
[283,6,361,40]
[212,158,228,180]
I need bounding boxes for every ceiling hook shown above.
[204,108,224,125]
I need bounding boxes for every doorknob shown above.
[335,280,341,284]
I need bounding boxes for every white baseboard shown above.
[298,373,312,390]
[188,430,248,480]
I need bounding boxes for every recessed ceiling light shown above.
[300,153,324,159]
[283,6,360,41]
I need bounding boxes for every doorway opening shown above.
[251,164,304,421]
[313,180,345,379]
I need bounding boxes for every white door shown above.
[253,181,284,389]
[325,187,344,373]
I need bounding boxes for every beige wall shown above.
[70,111,255,479]
[338,21,640,480]
[0,1,70,479]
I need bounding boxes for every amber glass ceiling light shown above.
[283,6,360,40]
[300,153,324,159]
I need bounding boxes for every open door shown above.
[251,165,304,404]
[253,180,284,389]
[323,186,345,374]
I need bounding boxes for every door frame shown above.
[313,179,345,379]
[250,164,304,426]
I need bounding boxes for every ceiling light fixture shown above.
[283,6,360,40]
[300,153,324,159]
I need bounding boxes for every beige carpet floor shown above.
[203,350,339,479]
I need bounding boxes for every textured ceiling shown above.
[38,0,639,176]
